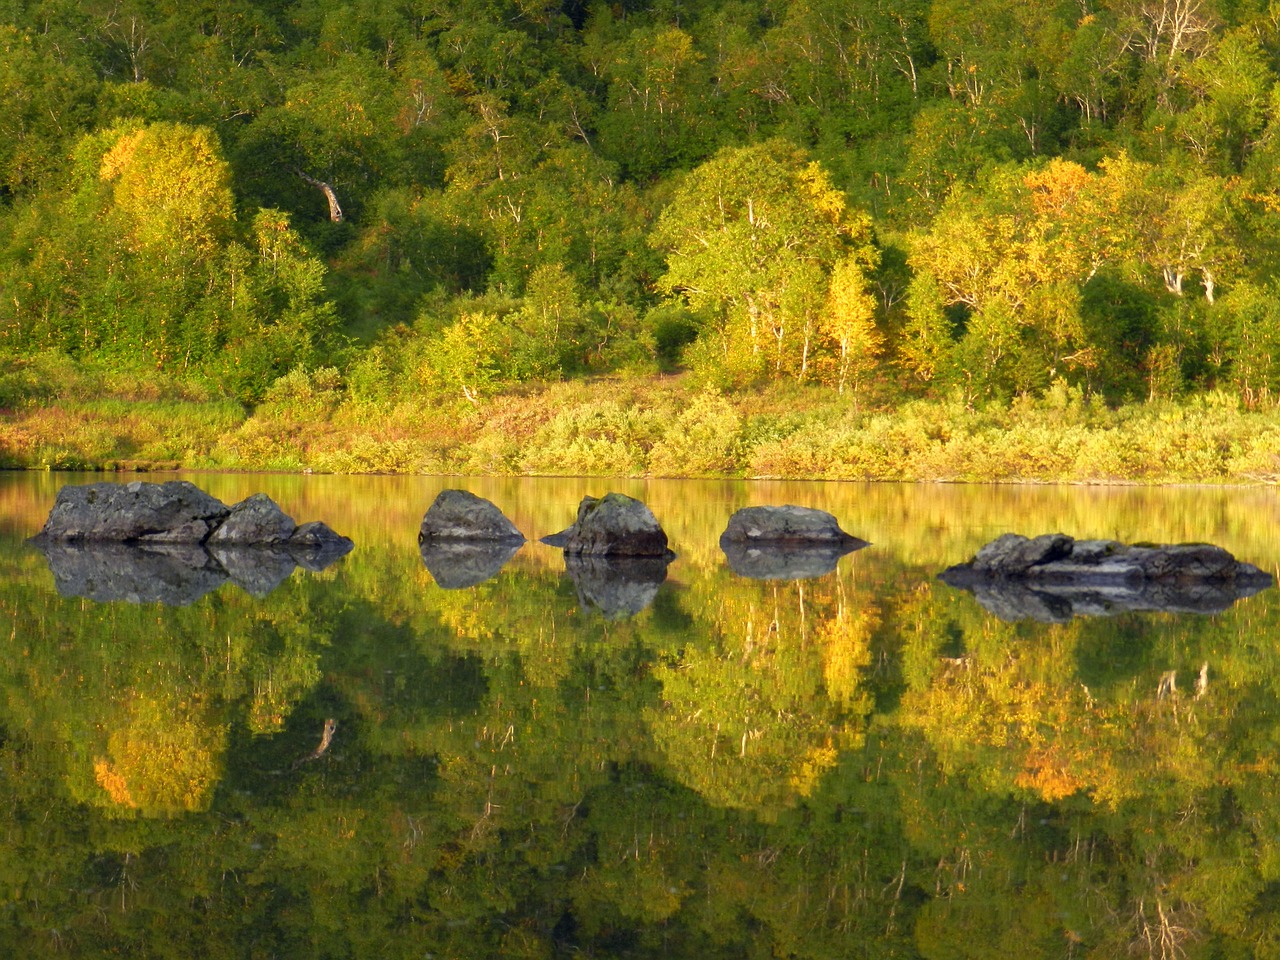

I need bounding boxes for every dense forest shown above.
[4,0,1280,475]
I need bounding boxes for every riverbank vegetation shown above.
[4,355,1280,481]
[4,0,1280,480]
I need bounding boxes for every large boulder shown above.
[945,533,1270,584]
[418,489,525,543]
[542,494,674,558]
[939,533,1273,620]
[35,480,230,543]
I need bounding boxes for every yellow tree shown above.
[100,121,235,264]
[822,255,883,397]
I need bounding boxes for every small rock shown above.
[208,493,297,545]
[549,494,674,558]
[720,505,866,546]
[418,489,525,543]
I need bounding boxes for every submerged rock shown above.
[418,489,525,544]
[719,506,868,579]
[939,533,1273,621]
[420,540,523,589]
[542,494,674,559]
[564,554,671,619]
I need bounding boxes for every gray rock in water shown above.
[36,480,230,543]
[720,505,867,546]
[969,532,1074,575]
[34,540,228,606]
[940,533,1273,621]
[719,505,867,578]
[419,489,525,543]
[208,493,297,545]
[564,554,670,619]
[543,494,674,558]
[420,540,522,589]
[286,522,355,570]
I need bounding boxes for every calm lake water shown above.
[2,471,1280,958]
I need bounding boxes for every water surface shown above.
[1,472,1279,958]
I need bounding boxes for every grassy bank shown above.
[3,357,1280,483]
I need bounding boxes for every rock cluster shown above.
[31,481,353,604]
[939,533,1273,622]
[35,481,350,551]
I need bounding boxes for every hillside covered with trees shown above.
[4,0,1280,477]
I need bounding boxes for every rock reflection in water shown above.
[564,554,670,619]
[34,538,352,605]
[939,574,1272,622]
[419,540,523,589]
[209,546,302,598]
[720,540,867,581]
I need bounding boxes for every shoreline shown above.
[3,374,1278,486]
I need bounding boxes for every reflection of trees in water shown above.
[647,572,877,817]
[2,491,1280,957]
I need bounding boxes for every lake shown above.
[1,471,1279,958]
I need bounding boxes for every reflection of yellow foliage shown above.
[788,742,839,797]
[94,699,227,816]
[1015,746,1084,802]
[819,602,876,706]
[248,651,322,734]
[93,759,135,807]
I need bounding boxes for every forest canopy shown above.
[3,0,1280,413]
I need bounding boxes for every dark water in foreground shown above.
[2,472,1280,959]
